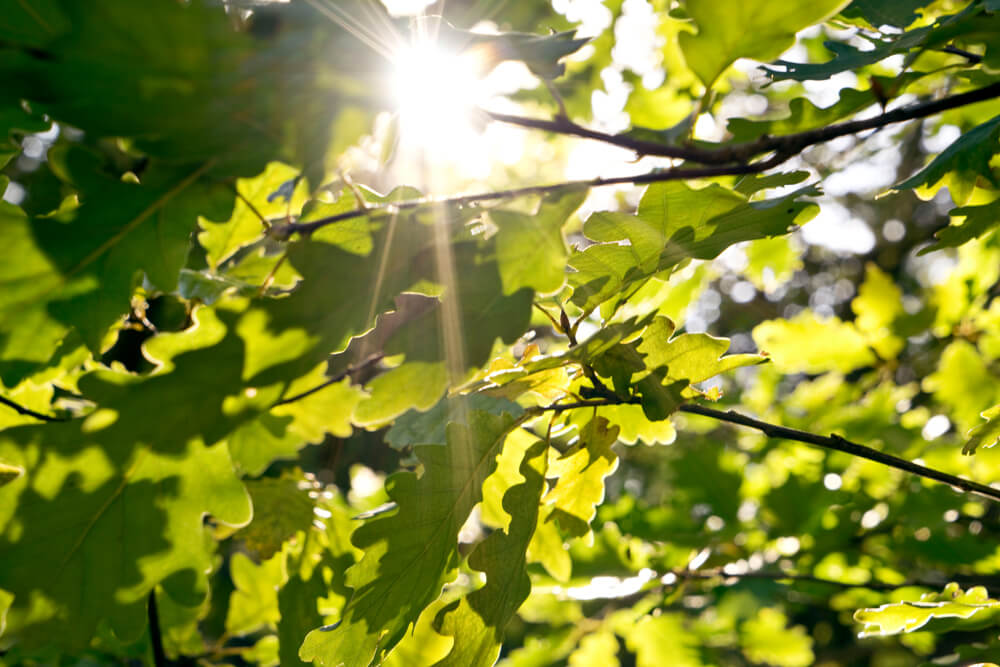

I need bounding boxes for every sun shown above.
[390,38,489,154]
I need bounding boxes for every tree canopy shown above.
[2,0,1000,665]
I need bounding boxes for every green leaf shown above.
[238,476,316,560]
[493,190,584,295]
[894,114,1000,205]
[198,162,308,268]
[621,614,703,667]
[679,0,851,88]
[0,306,265,649]
[963,403,1000,455]
[0,460,22,487]
[228,413,306,477]
[727,77,920,141]
[921,199,1000,253]
[634,317,769,386]
[526,505,573,582]
[299,402,526,667]
[851,263,904,359]
[744,236,802,293]
[0,426,251,649]
[544,417,619,538]
[272,367,365,443]
[431,439,547,667]
[854,583,1000,636]
[841,0,931,28]
[923,340,1000,433]
[762,20,938,81]
[570,182,818,311]
[0,147,227,362]
[568,631,620,667]
[740,608,814,667]
[753,311,876,374]
[387,395,524,452]
[225,551,284,636]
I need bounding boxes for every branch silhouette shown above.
[531,398,1000,503]
[272,81,1000,237]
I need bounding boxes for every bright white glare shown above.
[730,280,756,304]
[860,509,882,529]
[823,473,843,491]
[883,219,906,242]
[391,41,486,151]
[688,548,711,570]
[776,536,800,556]
[801,201,876,254]
[380,0,434,16]
[922,414,951,440]
[2,181,26,205]
[553,0,613,39]
[565,568,657,600]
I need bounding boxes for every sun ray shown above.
[304,0,396,61]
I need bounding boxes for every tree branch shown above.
[531,398,1000,503]
[272,154,786,237]
[485,81,1000,163]
[272,82,1000,238]
[678,403,1000,504]
[0,395,68,422]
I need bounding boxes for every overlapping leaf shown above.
[963,403,1000,454]
[570,182,818,311]
[493,190,585,295]
[922,199,1000,253]
[894,114,1000,205]
[431,439,546,667]
[544,417,619,538]
[0,306,266,649]
[679,0,851,88]
[299,399,526,666]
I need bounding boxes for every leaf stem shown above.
[148,590,169,667]
[273,353,385,407]
[0,395,67,422]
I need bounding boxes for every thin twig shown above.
[666,567,906,592]
[531,398,635,414]
[530,397,1000,502]
[939,45,983,64]
[273,353,385,406]
[148,590,169,667]
[0,395,67,422]
[678,403,1000,503]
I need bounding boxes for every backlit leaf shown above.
[855,583,1000,636]
[753,311,876,374]
[432,439,547,667]
[299,402,527,666]
[679,0,851,88]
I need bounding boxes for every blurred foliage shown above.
[2,0,1000,665]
